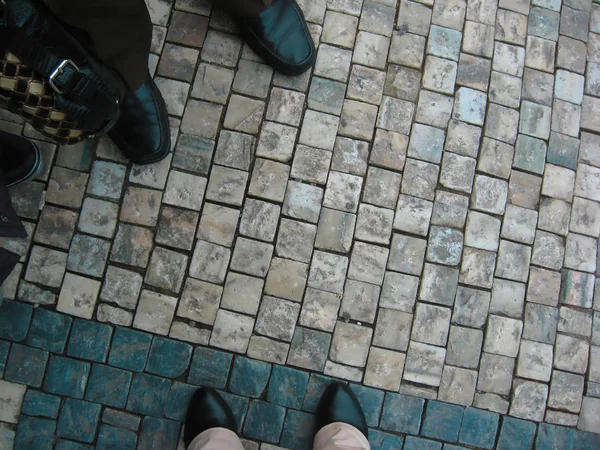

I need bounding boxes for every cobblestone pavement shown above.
[1,0,600,448]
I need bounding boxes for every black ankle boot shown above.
[0,130,42,187]
[316,382,368,439]
[108,73,170,165]
[236,0,316,75]
[184,388,237,448]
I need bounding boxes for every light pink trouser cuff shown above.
[313,422,371,450]
[188,427,244,450]
[187,422,371,450]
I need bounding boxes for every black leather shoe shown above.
[108,73,170,165]
[316,382,368,439]
[0,130,42,187]
[237,0,316,75]
[184,388,237,448]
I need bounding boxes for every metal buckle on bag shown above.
[48,59,80,95]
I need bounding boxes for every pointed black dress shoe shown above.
[237,0,316,75]
[184,388,238,448]
[108,73,171,165]
[0,130,43,187]
[316,382,368,439]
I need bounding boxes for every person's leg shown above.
[219,0,272,16]
[314,383,371,450]
[184,388,244,450]
[40,0,169,164]
[187,428,244,450]
[41,0,151,91]
[313,423,371,450]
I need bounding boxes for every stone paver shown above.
[2,0,600,447]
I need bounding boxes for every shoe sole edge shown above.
[6,140,43,188]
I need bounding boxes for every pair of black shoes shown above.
[184,382,368,447]
[111,0,315,166]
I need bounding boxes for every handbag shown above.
[0,0,126,145]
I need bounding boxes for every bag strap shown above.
[8,30,120,130]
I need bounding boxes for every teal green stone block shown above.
[422,400,464,443]
[67,319,112,362]
[350,384,385,428]
[57,398,101,443]
[44,356,90,398]
[289,327,331,372]
[560,270,595,308]
[0,340,9,376]
[108,327,152,372]
[427,25,462,60]
[302,373,339,413]
[67,234,110,277]
[101,409,141,432]
[85,364,132,408]
[229,356,272,398]
[87,160,126,200]
[267,365,309,409]
[528,7,560,41]
[172,134,215,175]
[55,440,93,449]
[188,347,233,389]
[97,424,137,450]
[307,76,346,115]
[547,132,579,170]
[369,429,405,450]
[4,343,49,387]
[165,381,198,422]
[0,422,15,450]
[497,416,536,450]
[126,373,171,417]
[458,407,499,449]
[535,423,575,450]
[574,430,600,449]
[26,309,72,353]
[514,134,547,175]
[405,436,442,450]
[220,391,250,433]
[0,299,32,342]
[454,88,486,125]
[22,390,61,419]
[138,417,180,450]
[380,392,425,435]
[280,409,315,450]
[146,336,193,378]
[443,445,469,450]
[243,400,286,444]
[14,415,56,450]
[409,123,446,164]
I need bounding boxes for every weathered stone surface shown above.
[404,341,446,387]
[510,379,549,422]
[330,322,372,368]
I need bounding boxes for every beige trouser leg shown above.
[187,422,370,450]
[187,427,245,450]
[313,422,371,450]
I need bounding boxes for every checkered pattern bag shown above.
[0,51,86,144]
[0,0,126,146]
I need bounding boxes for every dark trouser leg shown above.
[219,0,272,16]
[41,0,151,91]
[40,0,274,89]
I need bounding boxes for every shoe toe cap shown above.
[316,383,369,438]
